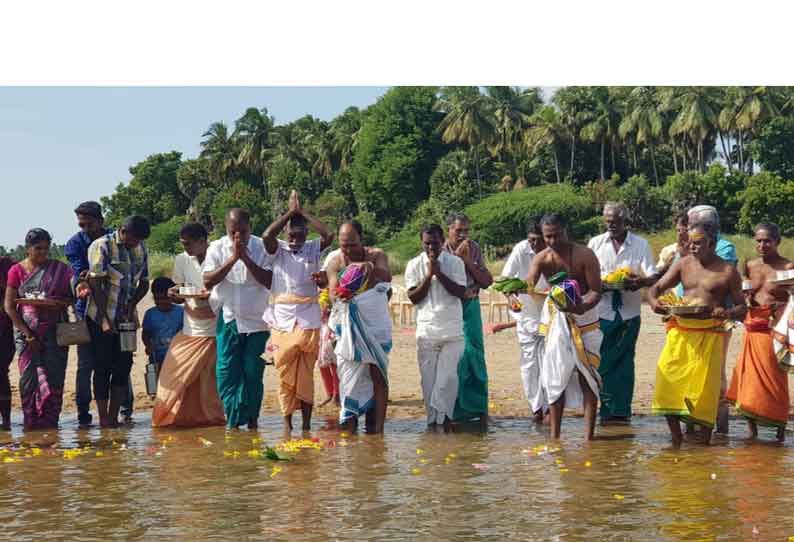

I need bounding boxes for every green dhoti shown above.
[598,314,641,418]
[215,318,269,428]
[453,298,489,421]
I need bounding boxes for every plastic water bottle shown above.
[145,363,159,397]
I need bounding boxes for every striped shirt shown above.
[86,231,149,325]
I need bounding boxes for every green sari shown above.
[453,298,489,421]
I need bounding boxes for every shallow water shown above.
[1,415,793,542]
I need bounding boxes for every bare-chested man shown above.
[325,221,392,433]
[649,223,746,447]
[727,223,793,441]
[526,213,603,441]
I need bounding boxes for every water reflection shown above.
[2,415,794,541]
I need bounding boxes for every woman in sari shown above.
[3,228,74,430]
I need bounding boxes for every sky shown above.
[0,87,391,248]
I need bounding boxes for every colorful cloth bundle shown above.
[549,279,582,309]
[334,264,369,301]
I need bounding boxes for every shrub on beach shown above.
[738,171,794,236]
[463,184,595,246]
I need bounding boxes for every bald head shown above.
[339,220,364,259]
[225,208,251,243]
[226,208,250,225]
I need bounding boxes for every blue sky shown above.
[0,87,390,248]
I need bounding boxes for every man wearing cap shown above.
[64,201,112,427]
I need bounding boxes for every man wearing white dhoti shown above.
[527,213,603,441]
[405,224,467,431]
[500,218,548,422]
[326,221,393,433]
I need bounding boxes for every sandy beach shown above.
[8,294,757,423]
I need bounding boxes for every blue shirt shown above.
[142,305,184,364]
[64,228,112,318]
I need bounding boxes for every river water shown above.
[1,414,793,541]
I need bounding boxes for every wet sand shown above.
[8,298,754,422]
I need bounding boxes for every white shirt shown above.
[587,231,657,321]
[404,251,467,340]
[202,235,271,334]
[173,252,216,337]
[263,239,322,332]
[501,240,548,341]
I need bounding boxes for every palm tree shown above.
[484,86,542,175]
[726,86,779,173]
[667,87,721,172]
[619,86,664,184]
[233,107,275,193]
[200,122,237,187]
[524,106,563,183]
[306,126,334,179]
[329,106,361,171]
[435,87,495,194]
[580,87,622,180]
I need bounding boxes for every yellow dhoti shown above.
[271,326,320,414]
[652,317,729,428]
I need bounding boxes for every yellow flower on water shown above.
[419,459,428,465]
[559,468,569,473]
[411,468,421,475]
[251,437,262,445]
[270,466,282,478]
[247,450,261,458]
[444,457,453,464]
[0,449,8,455]
[3,457,20,463]
[95,452,104,457]
[613,494,625,500]
[448,453,457,459]
[416,449,424,455]
[584,461,592,468]
[340,432,349,439]
[555,458,563,465]
[63,449,83,460]
[31,448,42,457]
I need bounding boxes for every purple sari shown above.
[13,260,72,430]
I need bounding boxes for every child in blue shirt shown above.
[142,277,184,368]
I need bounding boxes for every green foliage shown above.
[146,216,185,254]
[428,150,484,210]
[101,152,188,226]
[614,174,670,231]
[351,210,387,247]
[463,184,595,246]
[662,164,744,229]
[148,251,175,278]
[350,87,442,226]
[306,190,349,233]
[210,181,271,236]
[738,172,794,236]
[751,117,794,180]
[267,156,313,211]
